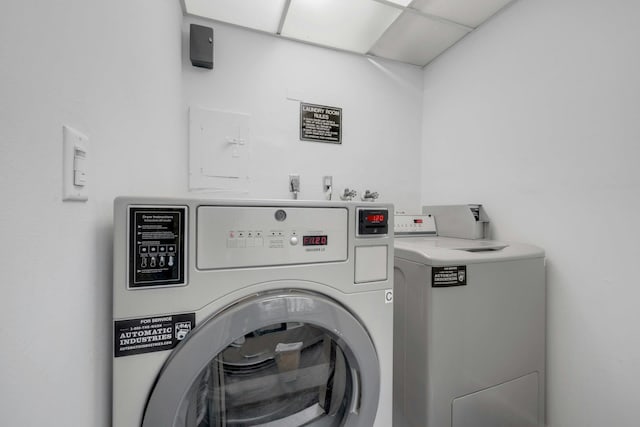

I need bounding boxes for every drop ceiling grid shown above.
[182,0,518,67]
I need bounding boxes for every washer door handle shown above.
[349,367,361,415]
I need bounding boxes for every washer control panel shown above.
[197,206,348,269]
[394,214,437,236]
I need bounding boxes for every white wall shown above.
[421,0,640,425]
[0,2,422,425]
[182,18,423,211]
[0,1,185,425]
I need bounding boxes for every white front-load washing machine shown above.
[393,214,546,427]
[112,197,394,427]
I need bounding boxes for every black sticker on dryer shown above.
[129,206,186,288]
[432,265,467,287]
[114,312,196,357]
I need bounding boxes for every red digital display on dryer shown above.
[303,235,328,246]
[366,214,386,223]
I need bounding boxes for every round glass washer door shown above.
[142,290,381,427]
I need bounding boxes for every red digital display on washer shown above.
[303,235,328,246]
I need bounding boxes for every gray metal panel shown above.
[392,259,430,427]
[452,372,540,427]
[142,291,381,427]
[422,204,489,239]
[112,197,394,319]
[393,246,546,427]
[196,205,348,269]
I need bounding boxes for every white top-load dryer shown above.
[112,197,394,427]
[393,212,546,427]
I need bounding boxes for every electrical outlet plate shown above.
[62,125,89,201]
[289,174,300,192]
[323,175,333,200]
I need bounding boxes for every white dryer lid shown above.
[394,236,544,265]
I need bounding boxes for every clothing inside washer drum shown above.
[179,322,353,426]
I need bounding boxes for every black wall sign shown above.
[114,313,196,357]
[129,206,186,288]
[432,265,467,287]
[300,102,342,144]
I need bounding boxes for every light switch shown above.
[63,125,89,201]
[73,147,87,186]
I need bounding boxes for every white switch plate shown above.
[62,125,89,201]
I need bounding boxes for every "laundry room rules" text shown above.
[300,102,342,144]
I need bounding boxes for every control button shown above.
[139,246,149,254]
[168,256,174,267]
[168,245,176,252]
[290,236,299,246]
[159,246,166,252]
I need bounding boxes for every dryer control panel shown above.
[197,206,348,269]
[357,208,389,236]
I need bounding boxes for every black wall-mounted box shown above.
[190,24,213,69]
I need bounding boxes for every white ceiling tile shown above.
[184,0,287,33]
[182,0,510,67]
[281,0,402,54]
[369,12,469,66]
[411,0,514,28]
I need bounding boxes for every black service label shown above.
[432,265,467,287]
[114,313,196,357]
[129,206,186,288]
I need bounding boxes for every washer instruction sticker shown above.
[114,313,196,357]
[129,206,186,288]
[432,265,467,287]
